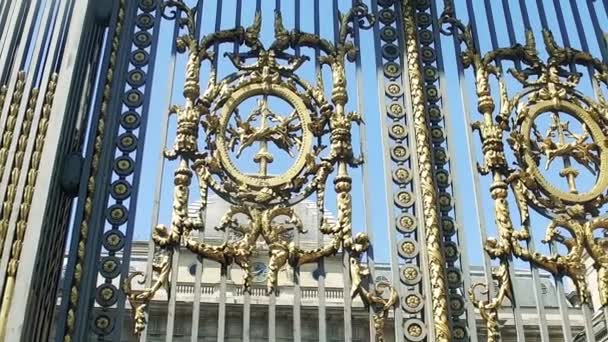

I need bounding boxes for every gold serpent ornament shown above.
[124,2,397,340]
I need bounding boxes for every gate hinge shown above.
[93,0,115,25]
[60,152,83,197]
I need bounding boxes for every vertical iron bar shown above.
[25,0,55,81]
[352,0,376,339]
[113,1,163,338]
[0,0,7,26]
[314,1,327,340]
[267,8,279,341]
[585,0,608,62]
[154,5,178,339]
[267,5,282,338]
[0,0,56,327]
[6,0,84,339]
[603,0,608,26]
[0,0,18,59]
[269,292,276,342]
[429,0,478,340]
[0,0,25,83]
[534,0,549,28]
[468,1,528,340]
[0,0,12,42]
[372,0,406,340]
[71,12,99,149]
[332,1,352,340]
[585,2,608,330]
[540,2,586,340]
[0,0,38,172]
[313,0,327,342]
[190,1,206,341]
[52,0,115,339]
[581,303,598,342]
[63,0,135,335]
[165,245,181,342]
[214,1,227,340]
[243,290,251,342]
[498,0,553,339]
[569,0,604,107]
[551,247,575,340]
[217,265,227,342]
[0,0,53,290]
[191,247,204,342]
[563,1,606,339]
[543,0,595,342]
[394,1,435,341]
[231,1,249,339]
[530,4,574,339]
[447,1,503,340]
[140,7,181,340]
[25,0,77,297]
[292,1,302,341]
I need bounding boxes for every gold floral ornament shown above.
[442,3,608,340]
[123,255,170,335]
[124,2,396,340]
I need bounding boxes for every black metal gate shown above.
[1,1,608,341]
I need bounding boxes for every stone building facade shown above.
[68,196,590,341]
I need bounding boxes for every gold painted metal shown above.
[0,73,58,339]
[402,1,451,340]
[0,71,26,259]
[0,79,39,339]
[442,6,608,340]
[0,86,7,116]
[63,1,126,341]
[124,2,397,341]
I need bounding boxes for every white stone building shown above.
[50,195,598,341]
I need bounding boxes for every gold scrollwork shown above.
[442,4,608,340]
[123,254,170,335]
[124,2,396,341]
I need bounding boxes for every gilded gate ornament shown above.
[402,1,452,340]
[442,5,608,341]
[124,2,397,340]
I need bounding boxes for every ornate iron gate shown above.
[1,0,608,341]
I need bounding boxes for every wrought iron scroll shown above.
[124,2,398,341]
[441,3,608,341]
